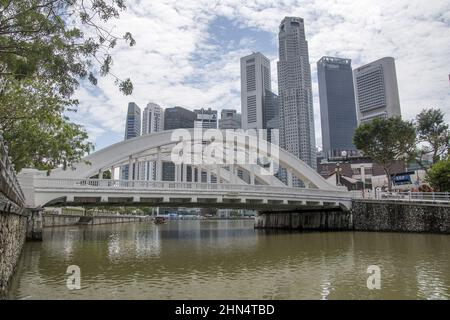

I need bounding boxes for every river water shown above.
[7,220,450,300]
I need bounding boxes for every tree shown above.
[353,117,416,190]
[0,0,135,172]
[415,108,450,168]
[0,0,135,96]
[426,157,450,192]
[0,76,93,172]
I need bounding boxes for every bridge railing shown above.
[33,177,351,200]
[351,190,450,204]
[0,133,25,208]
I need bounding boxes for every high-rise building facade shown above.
[219,109,242,129]
[122,102,141,179]
[353,57,401,124]
[162,106,195,181]
[124,102,141,140]
[240,52,272,130]
[264,91,279,142]
[164,106,196,130]
[194,108,218,129]
[142,103,164,135]
[142,103,164,181]
[317,57,358,158]
[263,91,279,128]
[277,17,316,170]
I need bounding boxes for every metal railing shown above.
[351,190,450,204]
[0,133,25,208]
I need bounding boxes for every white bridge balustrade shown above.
[18,129,353,210]
[28,177,353,210]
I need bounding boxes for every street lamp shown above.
[335,163,343,186]
[335,150,349,187]
[361,164,366,198]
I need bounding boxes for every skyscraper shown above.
[142,103,164,180]
[194,108,217,129]
[317,57,358,157]
[162,106,196,181]
[240,52,272,130]
[164,106,196,130]
[277,17,316,170]
[353,57,401,124]
[142,103,164,135]
[264,91,279,142]
[122,102,141,180]
[219,109,242,129]
[124,102,141,140]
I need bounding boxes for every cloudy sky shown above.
[72,0,450,150]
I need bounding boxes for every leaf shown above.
[123,32,136,46]
[119,78,133,95]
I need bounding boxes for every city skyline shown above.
[71,1,450,150]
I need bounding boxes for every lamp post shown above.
[361,164,366,198]
[335,163,342,186]
[335,151,348,187]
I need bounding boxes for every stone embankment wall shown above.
[352,200,450,234]
[256,201,450,234]
[43,213,145,227]
[0,212,27,298]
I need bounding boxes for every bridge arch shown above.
[49,129,337,191]
[18,129,351,209]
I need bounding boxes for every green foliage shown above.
[426,157,450,192]
[86,206,152,215]
[0,76,93,172]
[415,108,450,166]
[0,0,135,96]
[0,0,135,172]
[353,117,416,189]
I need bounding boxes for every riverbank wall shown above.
[0,211,27,298]
[43,213,146,227]
[256,201,450,234]
[352,200,450,234]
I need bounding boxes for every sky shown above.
[72,0,450,151]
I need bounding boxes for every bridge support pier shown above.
[26,208,43,241]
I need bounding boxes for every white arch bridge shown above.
[18,129,352,211]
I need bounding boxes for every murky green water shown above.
[7,220,450,300]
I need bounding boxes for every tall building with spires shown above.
[277,17,316,170]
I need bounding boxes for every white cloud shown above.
[74,0,450,150]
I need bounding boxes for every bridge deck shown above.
[31,178,352,210]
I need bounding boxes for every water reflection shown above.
[7,221,450,300]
